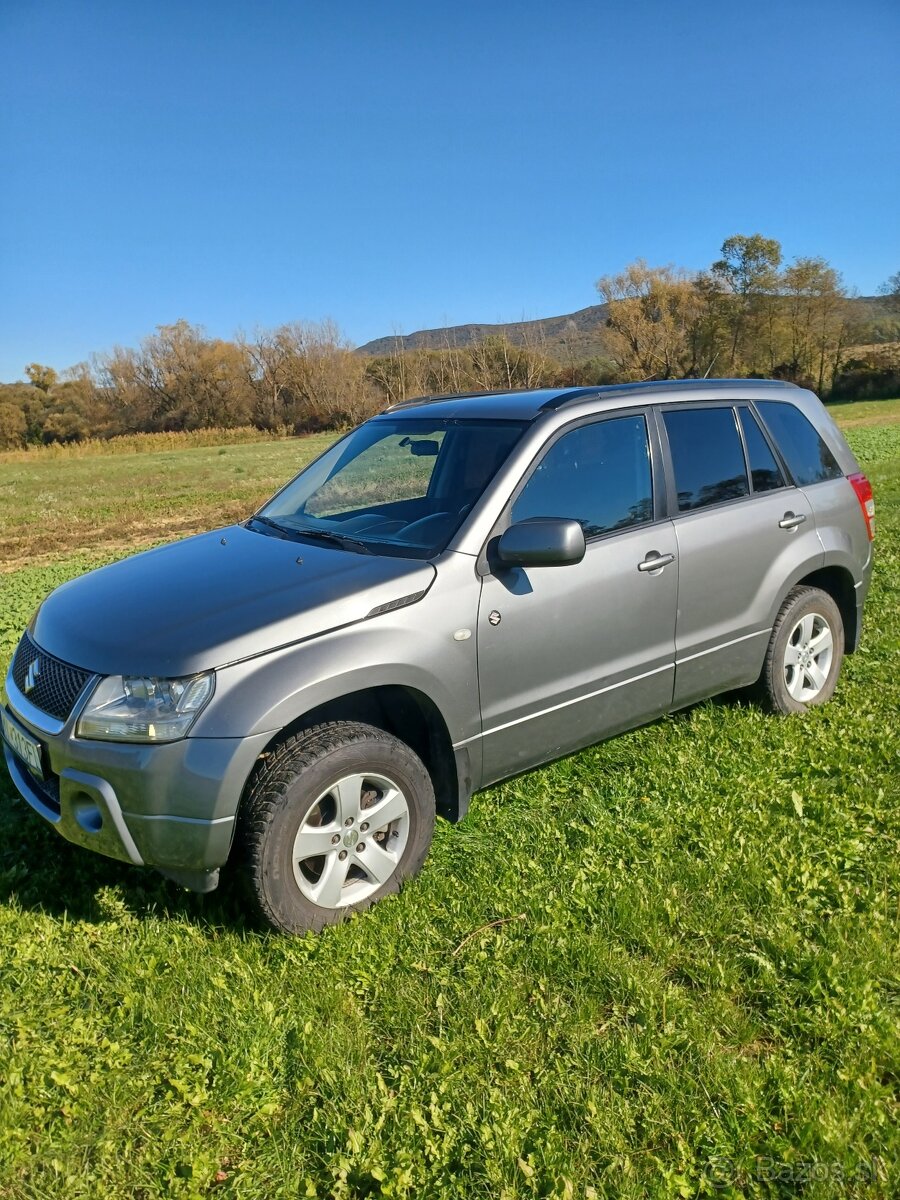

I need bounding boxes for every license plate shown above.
[1,709,45,780]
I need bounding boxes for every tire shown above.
[238,721,435,934]
[757,585,844,715]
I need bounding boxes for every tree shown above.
[282,320,378,429]
[0,385,28,448]
[879,270,900,311]
[685,271,731,378]
[468,334,553,391]
[365,341,434,407]
[39,364,112,442]
[711,234,783,371]
[100,320,254,431]
[780,258,850,392]
[238,326,300,429]
[595,260,701,379]
[9,382,55,442]
[25,363,58,393]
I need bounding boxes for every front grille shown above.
[11,633,94,722]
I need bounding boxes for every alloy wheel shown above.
[291,772,410,909]
[783,611,834,703]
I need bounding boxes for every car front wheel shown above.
[238,721,435,934]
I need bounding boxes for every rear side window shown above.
[739,407,786,492]
[511,414,653,538]
[756,401,842,486]
[663,407,749,512]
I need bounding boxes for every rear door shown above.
[660,403,822,707]
[476,410,678,784]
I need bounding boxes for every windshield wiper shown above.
[246,514,304,542]
[290,526,374,555]
[248,515,373,554]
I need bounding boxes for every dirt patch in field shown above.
[0,504,253,573]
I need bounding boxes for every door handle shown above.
[778,512,807,530]
[638,551,676,573]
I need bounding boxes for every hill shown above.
[357,303,615,361]
[357,294,896,360]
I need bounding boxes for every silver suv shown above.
[2,380,875,933]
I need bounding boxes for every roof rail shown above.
[383,386,600,412]
[539,377,799,411]
[384,388,515,412]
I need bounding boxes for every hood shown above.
[32,525,436,676]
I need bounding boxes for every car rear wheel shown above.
[758,585,844,715]
[238,721,435,934]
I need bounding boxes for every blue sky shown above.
[1,0,898,382]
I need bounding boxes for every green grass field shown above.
[0,433,338,571]
[1,404,898,1197]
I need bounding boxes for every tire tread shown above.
[237,722,433,933]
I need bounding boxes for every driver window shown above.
[511,414,653,538]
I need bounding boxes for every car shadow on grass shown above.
[0,690,767,936]
[0,784,257,936]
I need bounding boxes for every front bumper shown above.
[2,671,271,888]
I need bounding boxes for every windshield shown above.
[252,417,527,559]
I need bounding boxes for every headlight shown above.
[76,673,215,742]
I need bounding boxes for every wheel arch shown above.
[794,563,858,654]
[241,685,470,826]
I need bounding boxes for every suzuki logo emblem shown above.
[24,658,41,694]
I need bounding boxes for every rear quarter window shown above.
[756,401,842,487]
[662,407,749,512]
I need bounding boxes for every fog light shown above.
[73,798,103,834]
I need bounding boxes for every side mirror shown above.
[496,518,586,568]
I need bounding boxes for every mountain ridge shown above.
[357,303,614,360]
[357,295,893,360]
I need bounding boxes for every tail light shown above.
[848,472,875,540]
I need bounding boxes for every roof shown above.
[379,378,800,422]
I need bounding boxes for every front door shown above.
[475,412,678,785]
